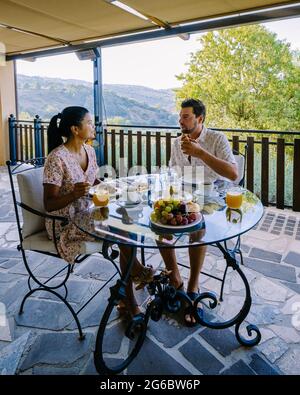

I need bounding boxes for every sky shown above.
[16,17,300,90]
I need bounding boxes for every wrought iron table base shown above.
[94,241,261,375]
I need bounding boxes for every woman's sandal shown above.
[131,265,155,290]
[184,291,203,327]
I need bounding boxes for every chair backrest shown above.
[233,153,245,186]
[17,166,45,238]
[232,146,247,187]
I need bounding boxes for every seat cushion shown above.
[17,167,45,238]
[23,231,104,256]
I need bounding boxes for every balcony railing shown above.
[8,115,300,211]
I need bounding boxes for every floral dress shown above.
[43,144,98,263]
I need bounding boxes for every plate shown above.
[116,198,142,208]
[150,213,203,230]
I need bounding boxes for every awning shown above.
[0,0,299,57]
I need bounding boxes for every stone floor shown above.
[1,166,300,375]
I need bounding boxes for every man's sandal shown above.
[184,291,203,327]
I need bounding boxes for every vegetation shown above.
[176,25,300,131]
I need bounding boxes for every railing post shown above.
[8,114,17,164]
[33,115,42,158]
[293,139,300,211]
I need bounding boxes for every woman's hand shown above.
[72,182,90,199]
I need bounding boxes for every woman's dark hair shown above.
[47,106,89,153]
[181,98,206,121]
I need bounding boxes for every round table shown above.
[71,175,264,374]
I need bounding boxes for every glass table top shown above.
[70,175,263,249]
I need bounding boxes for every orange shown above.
[92,193,109,207]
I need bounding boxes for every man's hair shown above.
[181,98,206,121]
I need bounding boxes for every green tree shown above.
[175,25,300,130]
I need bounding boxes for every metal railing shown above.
[8,116,300,211]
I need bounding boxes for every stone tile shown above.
[271,231,281,235]
[277,348,300,375]
[259,337,289,364]
[15,298,76,330]
[179,338,224,374]
[244,257,297,283]
[249,248,282,263]
[128,337,191,375]
[199,328,240,357]
[0,258,20,269]
[0,272,20,283]
[259,328,276,343]
[37,279,92,304]
[74,256,118,281]
[281,281,300,294]
[249,354,280,375]
[33,366,81,375]
[253,278,288,302]
[1,279,29,313]
[20,332,94,371]
[284,232,294,236]
[247,305,280,325]
[221,360,255,375]
[283,251,300,268]
[66,285,110,330]
[269,325,300,343]
[148,314,199,348]
[82,354,124,375]
[0,331,33,374]
[207,246,223,257]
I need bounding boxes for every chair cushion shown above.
[233,154,245,185]
[17,167,45,238]
[22,230,104,255]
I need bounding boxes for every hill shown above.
[17,75,178,125]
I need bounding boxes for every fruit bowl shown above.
[150,198,203,229]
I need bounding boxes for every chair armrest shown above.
[17,202,69,226]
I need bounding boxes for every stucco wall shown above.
[0,61,16,165]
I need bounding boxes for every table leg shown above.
[94,244,148,375]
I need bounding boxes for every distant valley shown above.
[17,75,178,126]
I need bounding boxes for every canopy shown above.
[0,0,299,57]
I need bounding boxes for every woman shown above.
[44,106,153,318]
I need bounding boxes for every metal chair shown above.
[6,158,120,340]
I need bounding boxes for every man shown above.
[161,98,238,326]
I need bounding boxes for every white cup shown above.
[123,187,140,204]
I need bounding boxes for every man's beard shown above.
[181,121,198,134]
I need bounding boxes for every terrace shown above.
[1,0,300,376]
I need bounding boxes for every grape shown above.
[179,203,187,214]
[167,213,174,221]
[176,214,183,225]
[170,218,177,226]
[181,217,188,225]
[189,213,197,221]
[158,200,165,208]
[150,213,157,222]
[161,210,168,218]
[155,208,160,215]
[160,217,168,225]
[165,206,172,213]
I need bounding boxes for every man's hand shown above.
[72,182,90,199]
[181,137,202,158]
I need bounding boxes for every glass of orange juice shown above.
[226,188,243,209]
[92,190,110,207]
